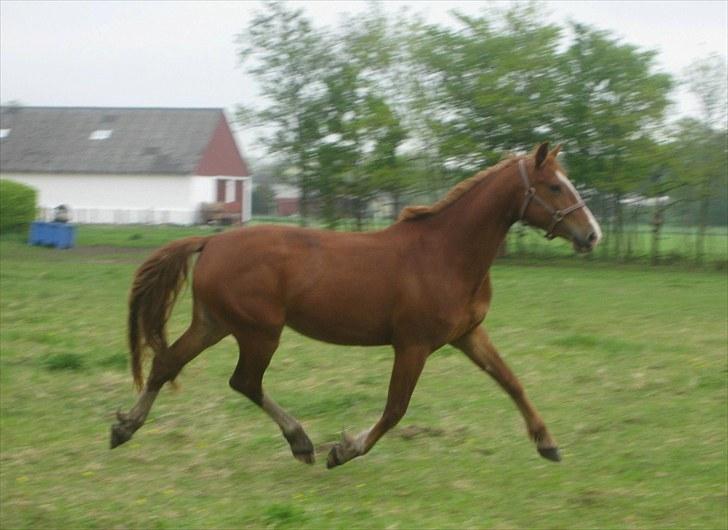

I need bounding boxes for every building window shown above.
[89,129,113,140]
[0,129,10,138]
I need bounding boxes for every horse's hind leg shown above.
[452,326,560,462]
[110,314,226,448]
[229,328,315,465]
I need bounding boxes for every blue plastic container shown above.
[39,223,54,246]
[29,221,45,246]
[28,222,76,249]
[54,223,76,249]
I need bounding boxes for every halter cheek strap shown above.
[518,158,586,240]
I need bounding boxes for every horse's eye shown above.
[549,184,562,194]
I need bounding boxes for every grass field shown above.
[1,226,727,529]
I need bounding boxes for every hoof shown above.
[111,413,139,449]
[326,432,358,469]
[538,446,561,462]
[326,446,342,469]
[293,451,315,465]
[110,423,134,449]
[284,428,315,465]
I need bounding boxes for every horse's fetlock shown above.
[383,408,406,428]
[529,424,548,444]
[283,426,310,447]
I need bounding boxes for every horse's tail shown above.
[128,236,209,391]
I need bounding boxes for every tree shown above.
[407,4,564,175]
[308,6,415,229]
[236,1,329,224]
[681,55,728,263]
[667,118,727,264]
[684,54,728,131]
[557,23,673,258]
[251,183,276,216]
[408,10,673,259]
[238,1,412,229]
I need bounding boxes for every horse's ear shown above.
[549,144,562,159]
[535,142,549,168]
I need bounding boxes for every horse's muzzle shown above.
[572,231,598,253]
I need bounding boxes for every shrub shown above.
[0,180,37,234]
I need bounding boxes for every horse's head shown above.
[518,142,602,253]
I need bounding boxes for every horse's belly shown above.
[285,306,392,346]
[285,294,392,346]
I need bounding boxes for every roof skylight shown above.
[89,129,113,140]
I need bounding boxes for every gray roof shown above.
[0,106,225,174]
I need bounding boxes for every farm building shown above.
[0,106,252,225]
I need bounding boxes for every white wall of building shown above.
[242,178,252,223]
[1,173,251,225]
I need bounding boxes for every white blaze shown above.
[556,170,602,244]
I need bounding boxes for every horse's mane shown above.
[398,156,519,222]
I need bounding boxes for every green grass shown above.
[1,234,726,529]
[74,224,226,248]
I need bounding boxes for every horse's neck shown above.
[429,165,520,283]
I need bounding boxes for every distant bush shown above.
[0,180,37,234]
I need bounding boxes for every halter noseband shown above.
[518,158,586,240]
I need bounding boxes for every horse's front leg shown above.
[452,326,561,462]
[326,345,429,469]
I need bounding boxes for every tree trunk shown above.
[599,193,610,259]
[298,166,310,227]
[625,204,638,261]
[323,192,337,230]
[299,187,309,227]
[391,191,402,222]
[353,197,364,231]
[695,193,709,265]
[612,193,625,260]
[650,204,664,266]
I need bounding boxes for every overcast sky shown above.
[1,0,726,160]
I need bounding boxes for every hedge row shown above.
[0,180,37,234]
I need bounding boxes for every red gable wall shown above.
[196,114,250,177]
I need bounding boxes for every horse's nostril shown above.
[587,231,597,244]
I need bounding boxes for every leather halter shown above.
[518,158,586,240]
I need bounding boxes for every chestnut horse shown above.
[111,142,601,468]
